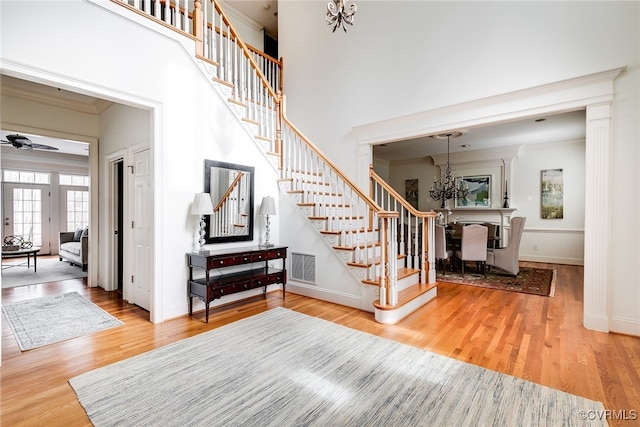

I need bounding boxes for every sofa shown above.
[59,227,88,271]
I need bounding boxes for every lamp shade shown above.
[259,196,276,216]
[191,193,213,215]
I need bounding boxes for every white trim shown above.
[286,280,364,310]
[354,67,624,146]
[524,228,584,234]
[374,286,438,325]
[609,316,640,337]
[356,67,625,332]
[519,255,584,266]
[104,151,126,294]
[1,61,161,323]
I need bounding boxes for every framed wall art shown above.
[541,168,563,219]
[405,179,418,209]
[454,175,491,208]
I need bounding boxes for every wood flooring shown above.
[2,262,639,426]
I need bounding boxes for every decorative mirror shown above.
[204,159,254,243]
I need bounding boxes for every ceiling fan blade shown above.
[30,143,59,151]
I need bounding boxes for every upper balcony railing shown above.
[113,0,282,93]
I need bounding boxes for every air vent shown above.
[291,252,316,284]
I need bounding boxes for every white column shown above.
[583,103,611,332]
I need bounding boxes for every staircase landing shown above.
[373,283,438,324]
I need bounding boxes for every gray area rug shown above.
[69,307,606,427]
[2,291,123,351]
[2,256,87,288]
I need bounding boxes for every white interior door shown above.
[2,183,51,254]
[132,149,152,311]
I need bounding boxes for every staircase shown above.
[114,0,438,324]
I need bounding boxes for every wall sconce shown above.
[191,192,213,252]
[259,196,276,247]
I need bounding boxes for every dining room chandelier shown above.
[429,132,465,208]
[326,0,357,33]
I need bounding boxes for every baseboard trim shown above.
[286,281,363,310]
[609,316,640,337]
[519,255,584,266]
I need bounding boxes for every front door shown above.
[2,183,51,254]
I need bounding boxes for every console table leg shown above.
[205,302,210,323]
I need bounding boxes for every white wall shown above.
[279,1,639,333]
[515,140,585,265]
[0,0,277,323]
[381,139,586,265]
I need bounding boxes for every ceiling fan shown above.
[1,134,59,152]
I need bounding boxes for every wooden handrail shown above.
[281,109,385,214]
[369,166,436,219]
[210,0,279,100]
[213,172,244,212]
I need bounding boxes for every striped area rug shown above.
[69,307,606,426]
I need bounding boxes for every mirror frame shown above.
[204,159,255,244]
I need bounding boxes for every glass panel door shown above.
[2,183,51,254]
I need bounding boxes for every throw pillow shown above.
[73,228,83,242]
[81,227,89,238]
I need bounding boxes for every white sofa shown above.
[59,228,88,271]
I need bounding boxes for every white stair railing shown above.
[370,167,437,285]
[280,116,401,305]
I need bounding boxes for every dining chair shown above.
[483,222,498,249]
[455,224,488,277]
[486,217,526,276]
[434,224,453,275]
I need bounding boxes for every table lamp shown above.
[259,196,276,247]
[191,193,213,252]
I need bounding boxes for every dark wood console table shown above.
[187,246,287,323]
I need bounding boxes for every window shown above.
[59,174,89,186]
[3,170,50,184]
[66,190,89,232]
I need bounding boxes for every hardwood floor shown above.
[2,262,639,426]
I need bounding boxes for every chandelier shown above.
[326,0,357,33]
[429,132,466,208]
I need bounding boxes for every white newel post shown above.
[427,215,436,284]
[388,215,398,306]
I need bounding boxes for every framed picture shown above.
[455,175,491,208]
[541,169,563,219]
[405,179,418,209]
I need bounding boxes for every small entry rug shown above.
[438,266,556,297]
[69,307,605,426]
[2,292,123,351]
[2,256,88,288]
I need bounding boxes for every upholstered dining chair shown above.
[434,224,453,275]
[454,224,488,277]
[486,217,526,276]
[483,222,498,249]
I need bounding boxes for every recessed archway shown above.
[355,67,625,332]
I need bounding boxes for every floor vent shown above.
[291,252,316,284]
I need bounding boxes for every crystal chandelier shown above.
[326,0,357,33]
[429,132,465,208]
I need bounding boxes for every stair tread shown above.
[373,283,437,310]
[333,241,380,251]
[319,228,374,235]
[361,268,421,286]
[347,253,406,268]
